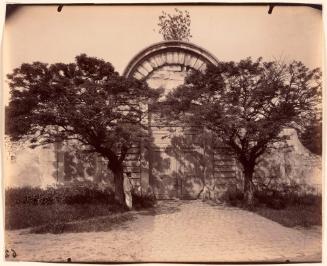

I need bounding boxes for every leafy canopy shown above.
[158,8,192,41]
[7,54,159,164]
[161,58,321,170]
[298,116,322,155]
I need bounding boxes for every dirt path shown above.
[5,200,321,263]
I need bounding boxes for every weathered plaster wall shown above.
[4,142,115,189]
[147,65,188,92]
[5,42,322,197]
[5,144,58,188]
[255,128,322,193]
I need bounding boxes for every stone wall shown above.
[5,41,322,197]
[5,144,57,188]
[4,141,114,189]
[254,128,322,194]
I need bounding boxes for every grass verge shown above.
[29,212,135,234]
[252,203,322,228]
[5,186,156,234]
[5,203,123,231]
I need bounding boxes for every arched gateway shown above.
[5,41,239,195]
[123,41,238,199]
[6,41,320,196]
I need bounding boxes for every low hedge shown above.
[5,184,157,208]
[5,184,117,206]
[132,192,156,209]
[221,186,321,210]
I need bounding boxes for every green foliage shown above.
[160,58,321,203]
[5,184,116,206]
[220,182,321,227]
[5,186,157,232]
[158,8,192,41]
[6,54,159,168]
[254,203,321,228]
[6,54,160,206]
[5,185,157,207]
[298,117,322,155]
[254,181,321,209]
[132,192,157,210]
[220,187,244,207]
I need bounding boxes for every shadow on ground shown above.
[136,200,186,216]
[29,211,137,234]
[28,200,185,234]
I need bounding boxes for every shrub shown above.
[54,184,116,205]
[254,189,284,209]
[218,181,321,210]
[254,186,321,210]
[266,198,286,210]
[5,186,157,230]
[5,184,159,210]
[132,192,157,210]
[5,187,47,205]
[254,203,322,228]
[220,187,244,207]
[5,184,117,206]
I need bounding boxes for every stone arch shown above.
[123,41,219,80]
[123,41,225,199]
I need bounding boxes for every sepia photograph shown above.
[1,2,324,263]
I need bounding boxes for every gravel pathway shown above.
[5,200,322,263]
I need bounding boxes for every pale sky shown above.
[2,5,323,104]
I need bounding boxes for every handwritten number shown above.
[11,249,17,258]
[5,248,17,258]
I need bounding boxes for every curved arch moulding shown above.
[124,41,219,80]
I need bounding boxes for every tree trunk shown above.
[243,168,255,207]
[109,164,127,209]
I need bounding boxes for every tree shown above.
[6,54,159,208]
[298,115,322,155]
[158,8,192,41]
[160,58,321,205]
